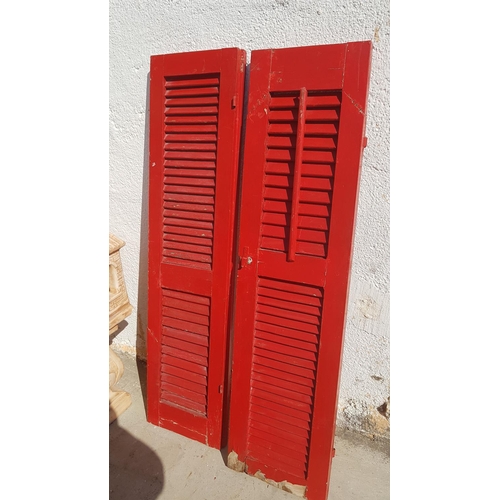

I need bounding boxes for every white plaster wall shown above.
[110,0,390,437]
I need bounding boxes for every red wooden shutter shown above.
[147,48,246,448]
[228,42,372,500]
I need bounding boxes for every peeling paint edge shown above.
[253,470,306,498]
[227,451,246,473]
[227,451,306,498]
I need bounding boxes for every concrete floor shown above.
[110,350,389,500]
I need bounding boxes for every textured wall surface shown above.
[109,0,390,438]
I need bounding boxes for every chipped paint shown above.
[344,91,365,115]
[340,397,390,440]
[228,451,307,497]
[253,470,306,498]
[357,296,381,320]
[227,451,246,473]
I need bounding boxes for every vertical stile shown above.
[288,87,307,262]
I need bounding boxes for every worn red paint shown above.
[147,48,246,448]
[228,42,372,500]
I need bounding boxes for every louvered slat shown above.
[160,288,210,416]
[247,277,323,480]
[261,91,341,258]
[162,74,219,270]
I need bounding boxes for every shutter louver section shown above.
[262,91,341,260]
[161,288,210,416]
[248,277,323,481]
[163,74,220,270]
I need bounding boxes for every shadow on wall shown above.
[110,419,164,499]
[136,72,150,409]
[136,72,150,362]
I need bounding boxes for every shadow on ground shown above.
[110,420,164,499]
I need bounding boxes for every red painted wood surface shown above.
[148,48,246,448]
[228,42,372,500]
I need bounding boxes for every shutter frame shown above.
[148,48,246,448]
[228,42,372,500]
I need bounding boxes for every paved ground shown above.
[110,350,389,500]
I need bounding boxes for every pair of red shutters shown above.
[147,42,371,500]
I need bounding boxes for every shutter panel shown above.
[148,48,246,448]
[228,42,372,500]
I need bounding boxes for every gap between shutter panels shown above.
[262,91,341,259]
[247,277,324,480]
[160,288,211,417]
[162,74,220,270]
